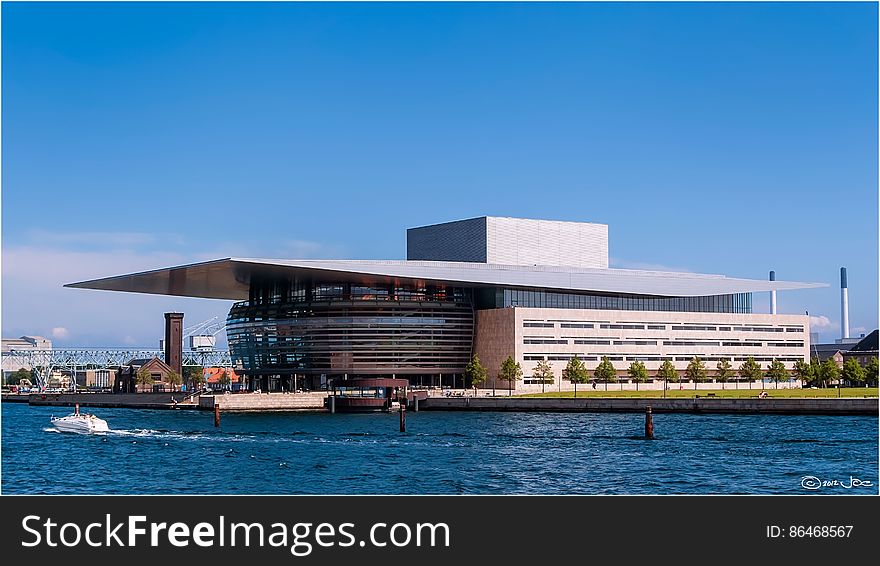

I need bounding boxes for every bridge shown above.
[1,348,234,389]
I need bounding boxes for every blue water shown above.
[2,402,877,494]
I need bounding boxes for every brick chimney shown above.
[164,312,184,376]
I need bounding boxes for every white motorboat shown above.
[50,404,109,434]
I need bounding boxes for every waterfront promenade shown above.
[2,389,876,415]
[420,396,878,415]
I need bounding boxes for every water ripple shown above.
[3,404,877,495]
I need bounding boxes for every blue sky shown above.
[2,1,877,347]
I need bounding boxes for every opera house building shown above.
[67,217,822,392]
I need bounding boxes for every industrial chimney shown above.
[769,270,777,315]
[840,268,849,340]
[164,312,184,377]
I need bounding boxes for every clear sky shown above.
[2,1,877,348]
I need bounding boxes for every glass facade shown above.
[227,280,474,389]
[246,277,473,305]
[475,288,752,313]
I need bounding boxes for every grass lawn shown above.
[516,387,879,399]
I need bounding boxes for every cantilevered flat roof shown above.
[64,258,826,301]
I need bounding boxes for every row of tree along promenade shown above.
[464,354,880,396]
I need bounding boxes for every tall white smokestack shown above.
[840,267,849,340]
[769,270,777,315]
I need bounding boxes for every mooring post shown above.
[214,403,221,428]
[329,394,335,414]
[645,405,654,439]
[414,396,419,412]
[399,404,406,432]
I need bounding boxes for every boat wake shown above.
[43,426,109,435]
[107,428,212,441]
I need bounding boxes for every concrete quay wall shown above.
[1,394,30,403]
[25,392,196,409]
[421,397,878,415]
[199,392,328,412]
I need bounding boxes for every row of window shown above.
[524,321,805,333]
[523,354,804,363]
[483,289,753,313]
[524,338,805,348]
[245,280,474,306]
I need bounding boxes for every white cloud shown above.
[809,315,836,330]
[51,327,70,339]
[2,245,189,282]
[2,245,232,347]
[1,230,346,347]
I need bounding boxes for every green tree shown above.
[842,358,866,387]
[532,359,554,394]
[498,356,522,397]
[792,359,813,387]
[657,360,678,391]
[806,357,824,387]
[5,368,33,386]
[765,359,788,389]
[183,366,205,390]
[563,356,589,398]
[685,356,708,390]
[593,357,617,391]
[464,355,488,393]
[136,367,154,392]
[819,358,840,388]
[738,357,763,389]
[715,358,734,390]
[627,361,648,391]
[193,368,207,390]
[865,357,879,387]
[657,360,679,383]
[167,370,183,392]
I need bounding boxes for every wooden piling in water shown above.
[214,403,221,427]
[399,404,406,432]
[645,405,654,439]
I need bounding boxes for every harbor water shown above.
[2,402,877,494]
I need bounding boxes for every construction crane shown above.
[183,316,227,351]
